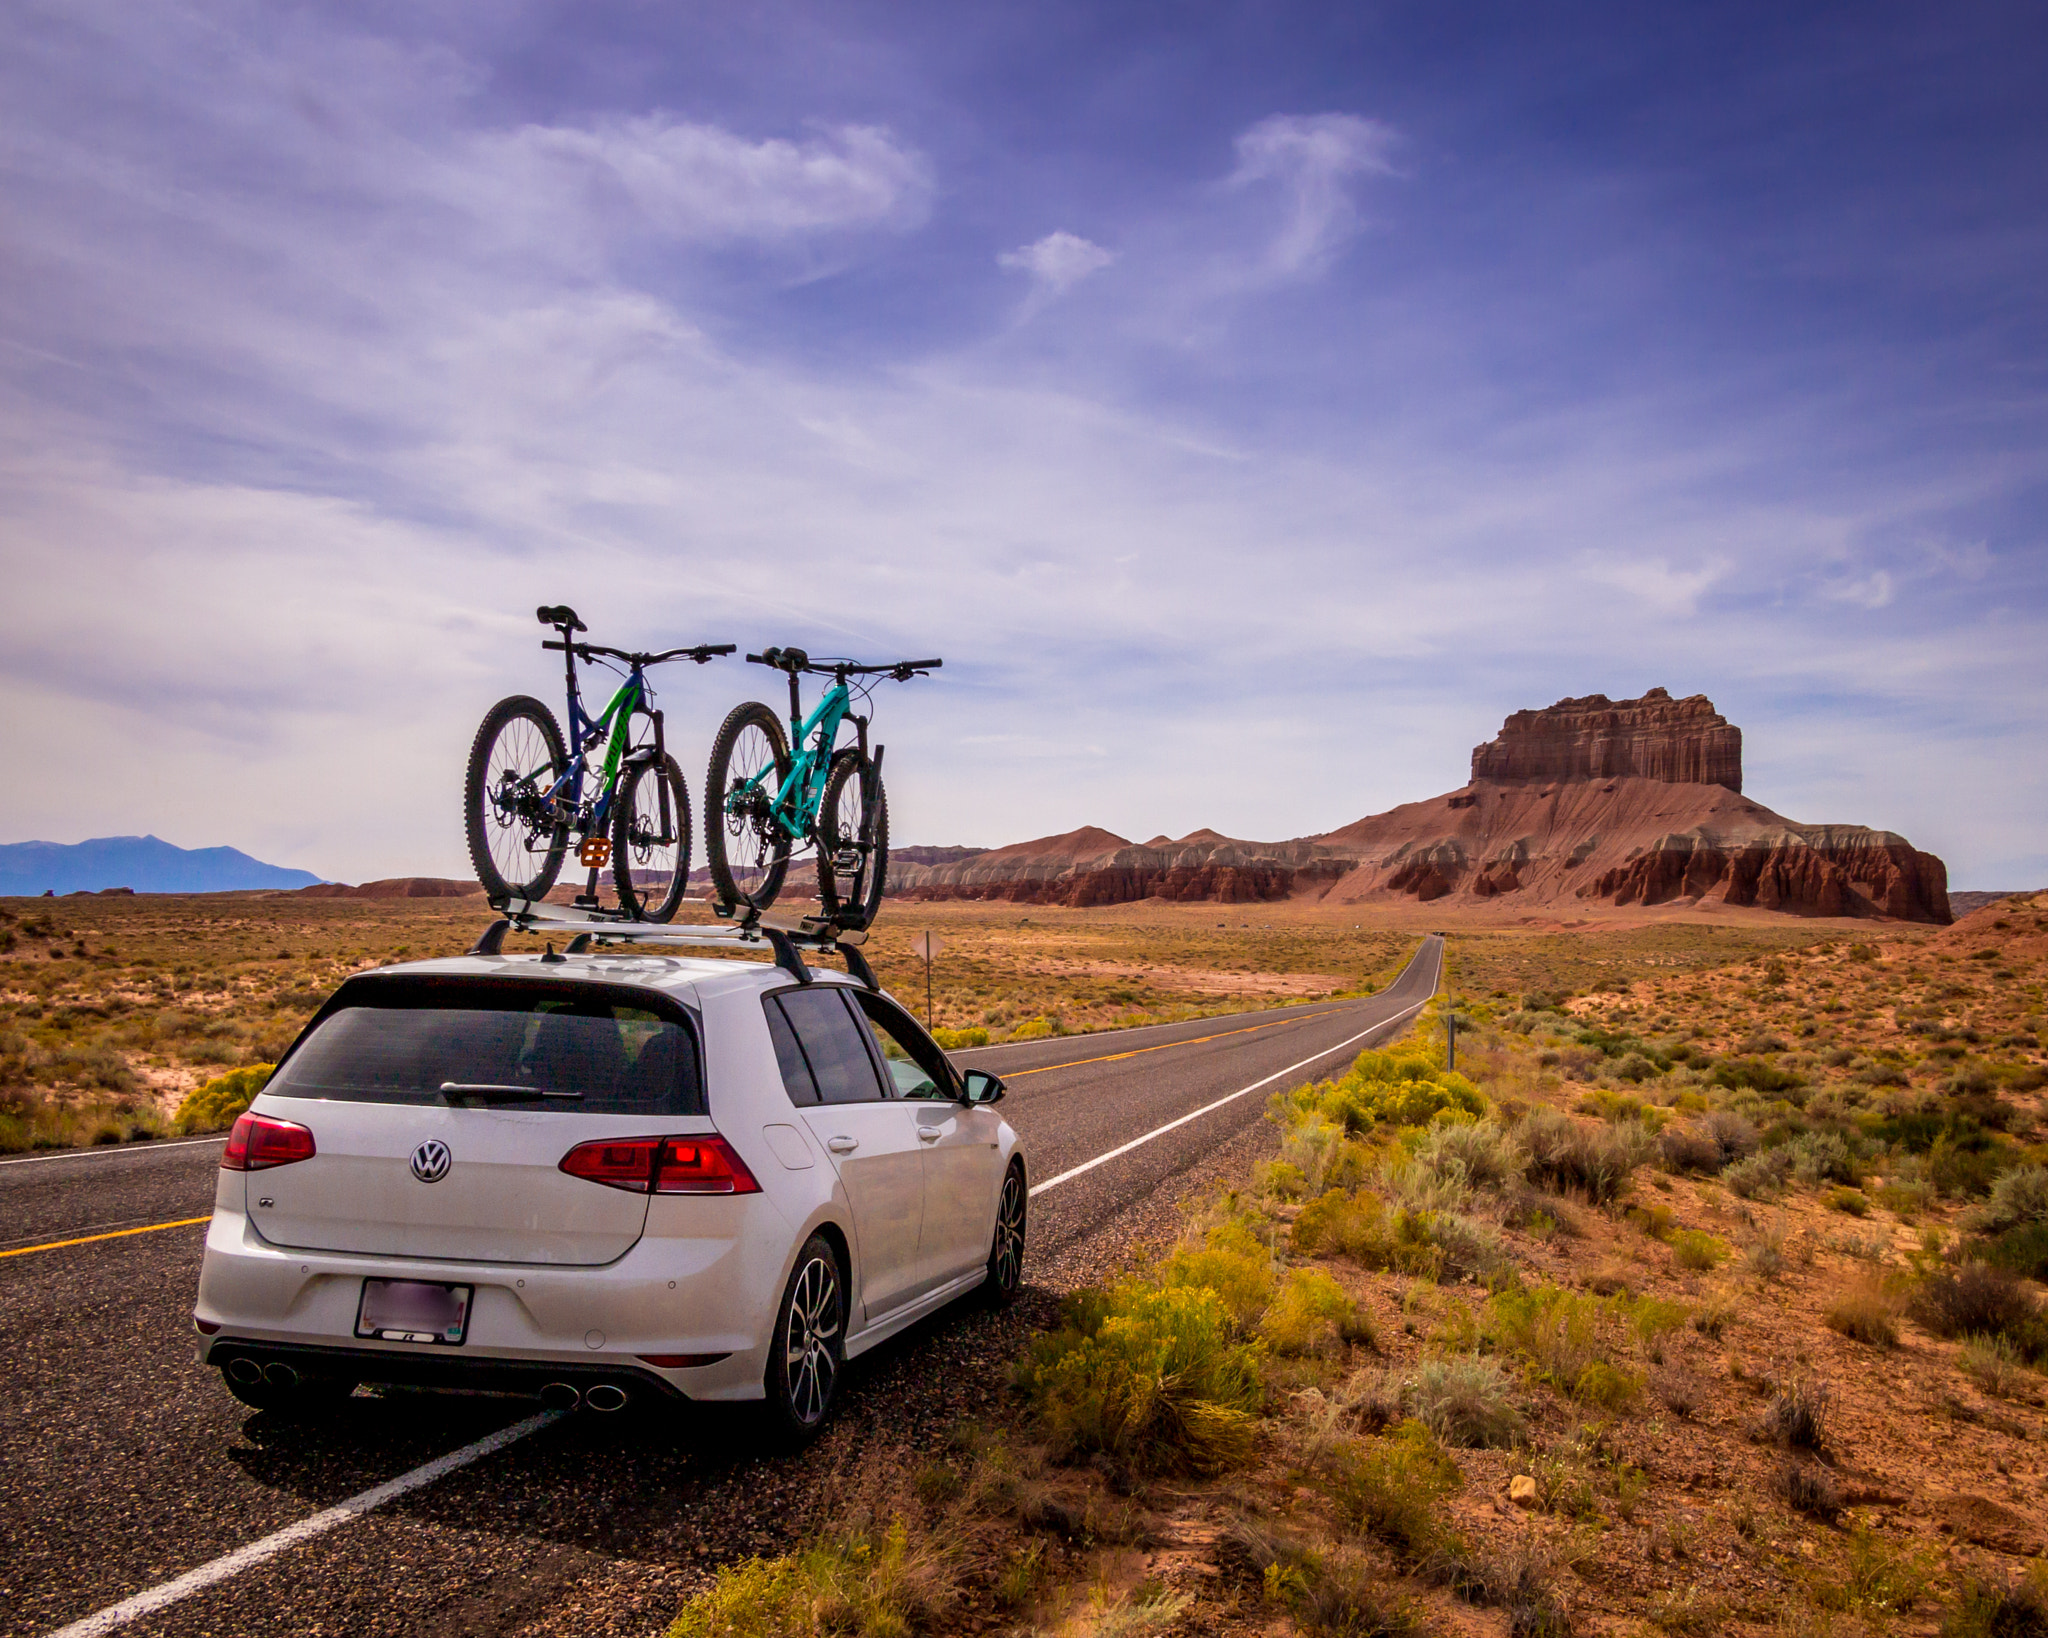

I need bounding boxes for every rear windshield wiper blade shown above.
[439,1082,582,1101]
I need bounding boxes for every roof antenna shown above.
[540,941,565,965]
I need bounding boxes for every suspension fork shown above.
[651,708,673,843]
[850,714,884,847]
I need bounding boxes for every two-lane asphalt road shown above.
[0,934,1440,1638]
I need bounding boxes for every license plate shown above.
[354,1279,473,1346]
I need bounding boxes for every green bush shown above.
[1725,1148,1794,1199]
[1412,1120,1526,1191]
[1971,1164,2048,1233]
[175,1064,274,1131]
[931,1025,990,1050]
[666,1520,951,1638]
[1670,1230,1728,1271]
[1006,1016,1060,1041]
[1982,1221,2048,1281]
[1261,1268,1373,1357]
[1280,1049,1486,1139]
[1319,1421,1461,1560]
[1402,1357,1523,1448]
[1292,1187,1388,1262]
[1157,1219,1277,1327]
[1518,1106,1651,1202]
[1022,1283,1262,1475]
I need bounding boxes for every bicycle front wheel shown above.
[464,696,569,903]
[704,702,793,914]
[612,754,691,922]
[816,749,887,930]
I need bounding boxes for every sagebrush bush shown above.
[1280,1049,1486,1139]
[1402,1357,1523,1449]
[1292,1187,1387,1262]
[1262,1269,1374,1357]
[1789,1129,1860,1187]
[1319,1421,1461,1560]
[1411,1119,1527,1192]
[1518,1107,1650,1203]
[930,1025,990,1050]
[174,1063,274,1132]
[1824,1279,1903,1348]
[1912,1262,2043,1354]
[1657,1124,1725,1175]
[1157,1218,1276,1327]
[1669,1230,1727,1271]
[666,1520,953,1638]
[1023,1283,1262,1475]
[1960,1334,2030,1400]
[1972,1165,2048,1233]
[1725,1148,1793,1199]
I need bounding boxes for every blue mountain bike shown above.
[704,647,941,927]
[464,606,733,920]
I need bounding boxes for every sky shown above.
[1,0,2043,888]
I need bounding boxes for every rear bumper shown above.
[194,1203,782,1402]
[203,1337,694,1402]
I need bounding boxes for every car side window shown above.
[771,988,887,1105]
[762,997,820,1106]
[851,992,959,1101]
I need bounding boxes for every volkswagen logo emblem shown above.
[410,1139,452,1183]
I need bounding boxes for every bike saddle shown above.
[760,646,810,671]
[536,605,587,632]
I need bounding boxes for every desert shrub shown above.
[1402,1357,1524,1449]
[1518,1107,1650,1203]
[174,1063,274,1131]
[666,1520,952,1638]
[1983,1222,2048,1282]
[1725,1148,1794,1199]
[1319,1421,1462,1561]
[1912,1263,2043,1355]
[1007,1015,1060,1041]
[1772,1460,1842,1521]
[1971,1165,2048,1233]
[1810,1520,1938,1622]
[1293,1187,1388,1262]
[1669,1230,1727,1271]
[1789,1129,1860,1187]
[1658,1124,1726,1175]
[1281,1050,1486,1139]
[1613,1050,1660,1083]
[1960,1334,2031,1400]
[1258,1159,1310,1201]
[1826,1186,1871,1216]
[1157,1219,1277,1328]
[1022,1284,1262,1475]
[1762,1378,1830,1450]
[1941,1564,2048,1638]
[1930,1132,2007,1199]
[1824,1278,1903,1348]
[1413,1119,1527,1192]
[1283,1548,1427,1638]
[1409,1210,1512,1281]
[1714,1057,1804,1094]
[1484,1284,1641,1406]
[931,1025,990,1050]
[1262,1269,1374,1357]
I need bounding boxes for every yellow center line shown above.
[1001,1005,1356,1079]
[1,1216,211,1260]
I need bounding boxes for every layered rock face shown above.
[890,688,1951,923]
[1471,687,1743,791]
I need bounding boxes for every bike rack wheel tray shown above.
[471,896,877,989]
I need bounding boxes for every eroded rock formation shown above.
[1472,687,1743,791]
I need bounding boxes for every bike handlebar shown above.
[542,640,737,667]
[746,647,942,680]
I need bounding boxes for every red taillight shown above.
[221,1112,316,1171]
[558,1134,761,1196]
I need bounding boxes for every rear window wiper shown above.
[439,1082,582,1101]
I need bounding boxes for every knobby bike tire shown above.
[815,748,888,930]
[464,695,569,903]
[611,753,691,922]
[704,700,793,914]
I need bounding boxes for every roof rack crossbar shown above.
[475,896,877,988]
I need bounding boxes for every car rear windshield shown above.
[268,977,705,1115]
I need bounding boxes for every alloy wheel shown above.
[994,1169,1026,1291]
[783,1254,841,1425]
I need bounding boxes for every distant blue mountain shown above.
[0,836,326,896]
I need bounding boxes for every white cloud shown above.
[1824,569,1895,609]
[475,116,932,244]
[1579,553,1731,616]
[1227,112,1400,277]
[998,230,1115,295]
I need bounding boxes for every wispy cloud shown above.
[1226,113,1401,278]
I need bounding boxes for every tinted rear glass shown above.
[270,978,704,1115]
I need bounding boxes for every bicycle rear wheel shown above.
[465,696,570,902]
[704,702,793,914]
[612,754,691,922]
[815,749,887,930]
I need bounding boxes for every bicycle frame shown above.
[733,672,860,843]
[536,660,655,834]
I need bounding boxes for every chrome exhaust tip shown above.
[262,1361,301,1390]
[226,1357,263,1386]
[539,1382,582,1412]
[583,1383,628,1413]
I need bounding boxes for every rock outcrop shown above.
[1471,687,1743,791]
[299,878,486,899]
[891,688,1951,923]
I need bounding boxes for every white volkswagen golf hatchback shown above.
[192,938,1026,1442]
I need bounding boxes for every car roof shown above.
[347,951,868,1005]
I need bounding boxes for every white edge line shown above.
[45,1410,562,1638]
[1,1135,223,1168]
[1029,944,1441,1199]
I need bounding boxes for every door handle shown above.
[827,1136,858,1153]
[918,1127,942,1143]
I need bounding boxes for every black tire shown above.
[704,702,792,914]
[815,750,887,930]
[983,1161,1027,1306]
[222,1367,357,1417]
[612,753,691,922]
[465,696,570,903]
[763,1232,845,1446]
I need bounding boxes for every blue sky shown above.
[2,0,2042,887]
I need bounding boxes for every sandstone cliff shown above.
[892,688,1950,923]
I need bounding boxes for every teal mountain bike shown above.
[704,647,941,927]
[465,606,733,921]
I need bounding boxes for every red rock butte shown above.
[891,688,1951,923]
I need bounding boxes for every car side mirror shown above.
[961,1069,1006,1106]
